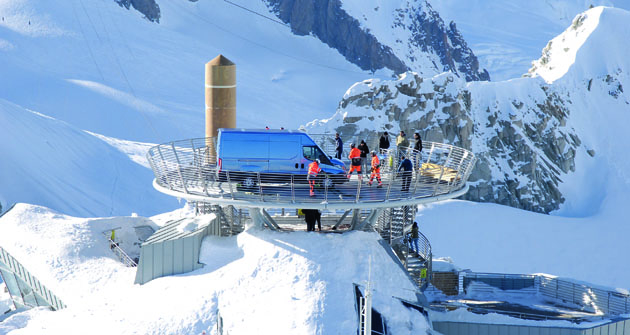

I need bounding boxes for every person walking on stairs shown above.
[307,159,321,197]
[347,143,363,182]
[410,221,420,256]
[368,151,382,187]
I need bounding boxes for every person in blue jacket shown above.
[334,133,343,159]
[398,155,413,192]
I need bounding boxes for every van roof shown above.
[218,128,306,135]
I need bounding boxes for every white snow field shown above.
[0,0,385,145]
[430,0,630,81]
[0,204,429,334]
[0,99,179,217]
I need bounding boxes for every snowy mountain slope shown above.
[0,204,430,334]
[0,0,378,144]
[419,196,630,291]
[0,99,178,217]
[306,7,630,215]
[264,0,489,81]
[430,0,630,81]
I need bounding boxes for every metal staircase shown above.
[375,205,432,289]
[193,203,245,236]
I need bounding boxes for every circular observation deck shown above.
[147,137,477,210]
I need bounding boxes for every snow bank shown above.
[0,99,178,217]
[418,199,630,290]
[0,282,11,314]
[0,204,429,334]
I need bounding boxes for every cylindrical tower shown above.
[205,55,236,159]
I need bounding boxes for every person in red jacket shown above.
[368,151,382,187]
[307,159,322,196]
[347,143,362,182]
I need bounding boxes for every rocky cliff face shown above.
[307,72,582,213]
[264,0,489,81]
[115,0,160,22]
[305,8,630,214]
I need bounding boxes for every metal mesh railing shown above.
[146,137,477,209]
[461,272,630,316]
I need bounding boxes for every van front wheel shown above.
[242,176,257,189]
[323,177,334,188]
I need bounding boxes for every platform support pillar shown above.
[351,209,382,231]
[250,208,280,230]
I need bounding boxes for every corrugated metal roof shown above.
[144,214,216,245]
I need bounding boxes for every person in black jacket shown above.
[334,133,343,159]
[413,132,423,169]
[379,132,390,153]
[303,209,318,231]
[358,140,370,173]
[398,155,413,192]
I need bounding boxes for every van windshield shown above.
[302,146,332,165]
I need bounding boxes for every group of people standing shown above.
[337,130,422,158]
[339,130,423,191]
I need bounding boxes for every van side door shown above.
[268,134,299,174]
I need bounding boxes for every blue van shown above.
[216,129,347,187]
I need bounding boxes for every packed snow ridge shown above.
[0,204,429,334]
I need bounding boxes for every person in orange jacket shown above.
[368,151,382,187]
[307,159,322,196]
[347,143,362,182]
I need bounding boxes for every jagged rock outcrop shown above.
[115,0,160,22]
[307,72,581,213]
[264,0,489,81]
[306,7,630,213]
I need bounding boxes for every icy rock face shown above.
[308,72,580,213]
[264,0,489,81]
[115,0,160,22]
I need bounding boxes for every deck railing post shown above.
[432,166,445,196]
[412,168,420,195]
[171,143,189,194]
[257,172,263,201]
[226,171,235,199]
[324,175,329,203]
[385,171,393,200]
[156,146,173,190]
[291,174,295,203]
[425,143,434,164]
[355,177,362,203]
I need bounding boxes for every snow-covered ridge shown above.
[528,7,604,83]
[0,204,430,334]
